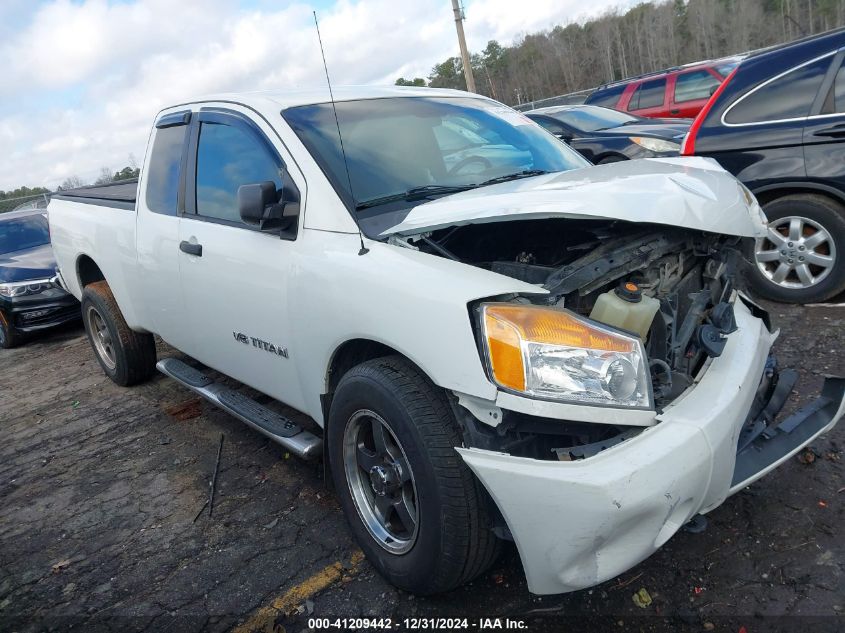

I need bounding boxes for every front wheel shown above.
[327,356,500,594]
[81,281,156,386]
[749,195,845,303]
[0,310,21,349]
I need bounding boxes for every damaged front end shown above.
[405,217,843,595]
[409,218,753,458]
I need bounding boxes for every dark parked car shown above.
[585,57,741,119]
[0,209,79,348]
[682,28,845,303]
[526,105,688,163]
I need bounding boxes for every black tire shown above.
[598,155,626,165]
[81,281,156,386]
[0,310,21,349]
[327,355,500,595]
[747,194,845,303]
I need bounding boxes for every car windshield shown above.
[283,96,589,217]
[0,214,50,255]
[546,106,641,132]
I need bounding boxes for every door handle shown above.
[670,108,680,115]
[813,125,845,138]
[179,240,202,256]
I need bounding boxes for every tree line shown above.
[398,0,845,106]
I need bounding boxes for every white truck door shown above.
[135,112,194,349]
[176,109,305,411]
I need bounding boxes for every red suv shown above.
[585,58,741,119]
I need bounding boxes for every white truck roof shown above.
[165,85,479,113]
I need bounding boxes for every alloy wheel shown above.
[754,215,836,290]
[342,409,419,554]
[86,305,116,370]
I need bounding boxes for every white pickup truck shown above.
[48,86,844,596]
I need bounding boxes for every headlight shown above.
[629,136,680,153]
[0,279,59,298]
[482,304,652,409]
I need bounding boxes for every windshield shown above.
[0,214,50,255]
[546,106,640,132]
[283,96,589,218]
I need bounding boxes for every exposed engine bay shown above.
[406,218,751,461]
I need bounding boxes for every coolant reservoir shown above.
[589,281,660,340]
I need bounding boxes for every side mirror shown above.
[237,180,299,235]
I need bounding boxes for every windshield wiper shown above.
[479,169,548,186]
[355,184,477,210]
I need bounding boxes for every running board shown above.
[156,358,322,460]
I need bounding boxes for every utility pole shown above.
[450,0,476,93]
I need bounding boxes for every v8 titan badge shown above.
[233,331,289,358]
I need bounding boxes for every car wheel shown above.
[0,310,21,349]
[328,355,500,595]
[81,281,156,386]
[598,155,626,164]
[749,194,845,303]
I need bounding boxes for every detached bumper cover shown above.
[457,300,844,595]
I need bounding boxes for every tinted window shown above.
[547,106,639,132]
[628,78,666,111]
[195,122,283,223]
[0,215,49,254]
[831,62,845,113]
[725,56,831,124]
[528,117,566,136]
[145,126,186,215]
[586,84,626,108]
[674,70,721,103]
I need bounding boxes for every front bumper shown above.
[457,299,844,595]
[0,290,80,334]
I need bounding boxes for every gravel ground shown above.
[0,300,842,633]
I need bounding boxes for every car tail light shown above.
[681,67,738,156]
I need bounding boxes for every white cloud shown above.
[0,0,627,191]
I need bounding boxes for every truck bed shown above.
[53,179,138,211]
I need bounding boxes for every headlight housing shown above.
[0,278,60,298]
[629,136,681,153]
[482,304,652,409]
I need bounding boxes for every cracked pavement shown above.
[0,301,842,633]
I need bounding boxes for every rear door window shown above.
[628,78,666,111]
[674,70,721,103]
[145,125,187,215]
[725,56,832,124]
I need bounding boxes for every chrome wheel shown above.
[86,305,116,370]
[755,215,836,290]
[343,409,419,554]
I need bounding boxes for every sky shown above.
[0,0,632,192]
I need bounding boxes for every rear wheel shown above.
[328,356,500,594]
[81,281,156,386]
[749,195,845,303]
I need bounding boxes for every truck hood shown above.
[380,157,768,238]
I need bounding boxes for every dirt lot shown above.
[1,300,843,633]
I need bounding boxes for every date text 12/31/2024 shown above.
[307,618,529,630]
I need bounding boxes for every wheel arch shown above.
[76,254,106,289]
[751,182,845,210]
[323,338,417,416]
[320,338,438,477]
